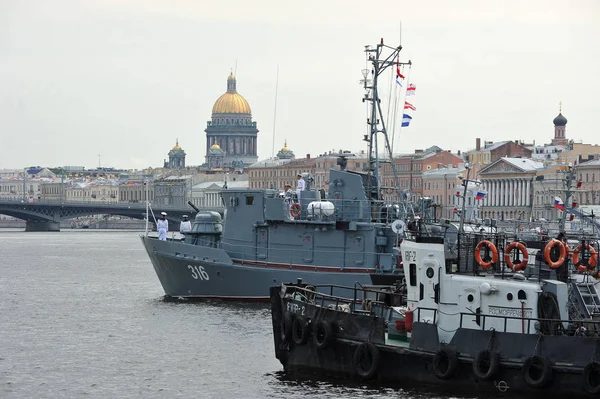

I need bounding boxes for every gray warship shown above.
[140,39,416,300]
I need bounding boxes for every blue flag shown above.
[401,114,412,127]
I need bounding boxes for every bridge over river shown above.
[0,199,223,231]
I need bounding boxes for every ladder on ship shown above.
[571,281,600,318]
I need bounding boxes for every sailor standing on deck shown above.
[157,212,169,241]
[296,173,305,200]
[283,184,294,220]
[179,215,192,239]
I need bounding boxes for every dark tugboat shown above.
[270,39,600,398]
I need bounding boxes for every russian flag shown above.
[554,197,565,211]
[475,191,486,200]
[401,114,412,127]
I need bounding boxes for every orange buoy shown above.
[475,240,498,269]
[573,243,598,270]
[504,241,529,271]
[544,239,566,269]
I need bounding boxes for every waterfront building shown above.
[205,73,258,168]
[382,147,463,202]
[153,175,193,207]
[422,166,466,219]
[531,164,570,221]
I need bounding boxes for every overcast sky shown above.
[1,0,599,170]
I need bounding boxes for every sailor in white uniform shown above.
[296,173,305,200]
[179,215,192,239]
[157,212,169,241]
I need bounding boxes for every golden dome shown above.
[172,139,182,151]
[210,143,221,150]
[281,140,290,151]
[211,73,252,114]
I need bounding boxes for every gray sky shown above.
[1,0,599,170]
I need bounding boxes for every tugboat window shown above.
[507,293,514,301]
[426,267,434,278]
[246,196,254,205]
[518,290,527,300]
[409,264,417,287]
[467,294,474,302]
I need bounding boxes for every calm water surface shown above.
[0,230,459,399]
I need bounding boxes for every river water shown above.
[0,230,454,399]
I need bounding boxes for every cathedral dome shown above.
[210,143,221,150]
[171,139,183,151]
[211,73,252,114]
[553,113,567,126]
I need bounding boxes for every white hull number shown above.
[188,265,210,280]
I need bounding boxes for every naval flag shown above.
[404,101,416,111]
[401,114,412,127]
[396,61,405,87]
[406,83,416,96]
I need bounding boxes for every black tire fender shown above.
[472,349,500,381]
[522,355,552,388]
[280,311,293,343]
[292,316,309,345]
[313,320,334,350]
[432,347,459,380]
[583,361,600,394]
[353,342,380,380]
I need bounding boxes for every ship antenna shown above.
[362,40,409,204]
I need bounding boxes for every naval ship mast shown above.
[362,39,411,204]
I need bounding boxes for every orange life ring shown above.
[544,239,566,269]
[290,203,302,218]
[504,241,529,271]
[475,240,498,269]
[573,243,598,270]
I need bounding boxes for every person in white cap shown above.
[296,173,305,200]
[179,214,192,239]
[157,212,169,241]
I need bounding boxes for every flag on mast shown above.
[401,114,412,127]
[396,60,405,87]
[406,83,416,96]
[475,191,487,200]
[404,101,416,111]
[554,197,565,211]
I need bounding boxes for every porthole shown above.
[467,294,474,302]
[507,293,513,301]
[518,290,527,300]
[426,267,434,278]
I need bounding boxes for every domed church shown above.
[204,73,259,168]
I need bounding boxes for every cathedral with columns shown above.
[204,73,259,169]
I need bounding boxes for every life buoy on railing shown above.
[504,241,529,272]
[290,203,301,218]
[475,240,498,269]
[574,243,598,270]
[543,239,566,269]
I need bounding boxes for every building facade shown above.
[479,158,544,221]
